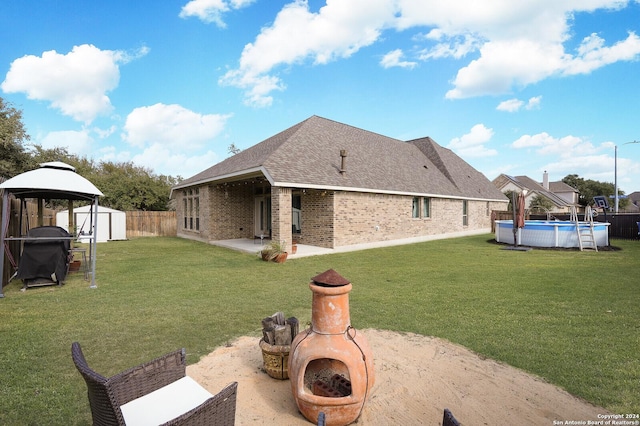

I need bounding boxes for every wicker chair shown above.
[72,342,237,425]
[443,408,461,426]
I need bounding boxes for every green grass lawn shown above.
[1,235,638,424]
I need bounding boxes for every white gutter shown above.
[273,181,508,202]
[170,167,269,197]
[170,168,506,203]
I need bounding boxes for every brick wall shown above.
[175,182,507,248]
[331,192,503,247]
[209,184,254,240]
[298,190,335,248]
[176,183,255,243]
[175,186,207,242]
[271,187,292,249]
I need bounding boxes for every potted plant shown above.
[260,240,288,263]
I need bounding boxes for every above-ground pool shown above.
[495,220,610,248]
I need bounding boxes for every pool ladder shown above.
[573,206,597,252]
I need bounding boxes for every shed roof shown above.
[175,116,507,201]
[0,162,103,200]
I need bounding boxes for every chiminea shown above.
[289,270,374,426]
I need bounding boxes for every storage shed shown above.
[57,205,126,242]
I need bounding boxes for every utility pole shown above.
[615,140,640,213]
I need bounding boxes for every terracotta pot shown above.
[259,339,290,380]
[289,270,374,426]
[291,244,298,255]
[273,252,288,263]
[69,260,81,272]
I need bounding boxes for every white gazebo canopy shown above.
[1,162,103,297]
[0,161,103,200]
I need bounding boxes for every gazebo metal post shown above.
[512,191,517,246]
[89,196,98,289]
[0,191,8,297]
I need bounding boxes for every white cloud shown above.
[38,130,94,155]
[562,31,640,75]
[448,123,497,157]
[526,95,542,110]
[1,44,147,124]
[122,103,231,149]
[380,49,417,69]
[445,38,565,99]
[97,145,132,164]
[511,134,640,186]
[179,0,256,27]
[417,33,481,60]
[497,95,542,112]
[528,139,640,187]
[496,98,524,112]
[512,132,598,158]
[131,145,220,178]
[219,0,395,107]
[219,0,640,104]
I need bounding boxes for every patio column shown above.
[271,187,292,253]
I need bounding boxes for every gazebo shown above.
[0,162,103,297]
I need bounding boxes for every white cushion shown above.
[120,376,213,426]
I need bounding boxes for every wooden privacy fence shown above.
[126,211,176,238]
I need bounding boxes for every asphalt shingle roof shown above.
[175,116,507,201]
[493,174,574,207]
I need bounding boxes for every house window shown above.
[412,197,420,218]
[292,194,301,233]
[183,188,200,231]
[183,196,188,229]
[195,195,200,231]
[422,198,431,218]
[462,200,468,226]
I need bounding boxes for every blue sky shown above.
[2,0,639,194]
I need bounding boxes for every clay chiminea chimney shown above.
[289,269,374,426]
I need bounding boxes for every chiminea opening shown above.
[304,359,352,397]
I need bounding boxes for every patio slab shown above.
[210,228,490,258]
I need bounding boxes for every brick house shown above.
[171,116,508,252]
[492,172,580,214]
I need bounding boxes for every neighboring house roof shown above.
[548,181,578,194]
[174,116,507,201]
[492,174,575,208]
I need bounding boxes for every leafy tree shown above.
[91,161,177,211]
[27,145,177,211]
[504,190,517,211]
[228,143,241,155]
[1,99,178,211]
[29,145,95,175]
[0,97,31,178]
[528,194,554,213]
[562,174,628,210]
